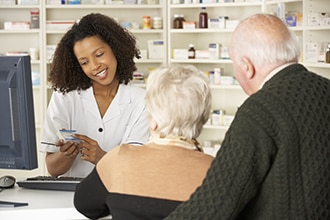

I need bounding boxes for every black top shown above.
[74,168,181,220]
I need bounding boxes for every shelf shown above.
[304,26,330,31]
[304,62,330,68]
[170,29,234,33]
[45,4,163,9]
[170,59,232,64]
[203,124,230,130]
[0,5,40,9]
[0,29,40,34]
[265,0,302,4]
[135,59,164,63]
[210,85,241,90]
[170,2,263,8]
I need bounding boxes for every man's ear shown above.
[241,56,255,79]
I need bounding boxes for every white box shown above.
[17,0,39,4]
[304,43,318,63]
[208,18,221,29]
[148,40,165,59]
[139,49,147,60]
[4,21,30,30]
[46,45,57,62]
[220,46,230,59]
[195,50,210,59]
[0,0,15,5]
[81,0,104,4]
[46,20,75,30]
[223,115,234,126]
[46,0,62,4]
[172,49,188,59]
[225,20,239,29]
[220,76,234,85]
[209,43,221,59]
[183,21,196,29]
[105,0,124,4]
[32,71,40,86]
[308,13,320,26]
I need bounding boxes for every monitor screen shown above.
[0,55,38,170]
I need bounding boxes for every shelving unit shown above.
[0,0,329,174]
[167,2,263,148]
[43,2,167,104]
[0,2,46,176]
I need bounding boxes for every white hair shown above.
[145,65,212,139]
[231,13,301,68]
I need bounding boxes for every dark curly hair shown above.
[49,13,140,94]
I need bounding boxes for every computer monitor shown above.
[0,55,38,170]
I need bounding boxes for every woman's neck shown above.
[92,79,119,118]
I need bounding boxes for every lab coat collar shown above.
[79,84,131,121]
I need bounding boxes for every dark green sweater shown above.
[165,64,330,220]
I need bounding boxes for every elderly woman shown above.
[74,64,214,219]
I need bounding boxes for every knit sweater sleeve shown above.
[165,99,277,220]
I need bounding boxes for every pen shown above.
[41,142,56,146]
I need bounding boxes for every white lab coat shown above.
[40,83,149,177]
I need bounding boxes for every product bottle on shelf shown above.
[179,14,185,29]
[188,44,195,59]
[326,43,330,64]
[173,14,181,29]
[199,7,208,29]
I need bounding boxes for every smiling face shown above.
[73,35,118,87]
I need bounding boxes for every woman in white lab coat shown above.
[40,13,149,178]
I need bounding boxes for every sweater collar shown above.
[259,62,296,90]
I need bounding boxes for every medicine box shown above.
[4,21,30,30]
[81,0,104,4]
[148,40,165,59]
[68,0,81,4]
[17,0,39,4]
[31,71,40,86]
[46,0,62,4]
[172,49,188,59]
[0,0,15,5]
[308,13,320,26]
[304,42,319,63]
[209,18,226,29]
[225,20,239,29]
[46,45,57,62]
[195,50,210,59]
[105,0,124,4]
[46,20,75,30]
[124,0,136,4]
[209,43,221,59]
[183,21,196,29]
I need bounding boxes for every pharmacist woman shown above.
[40,13,149,178]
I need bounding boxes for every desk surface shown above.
[0,185,88,220]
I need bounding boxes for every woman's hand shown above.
[72,134,106,165]
[55,139,79,158]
